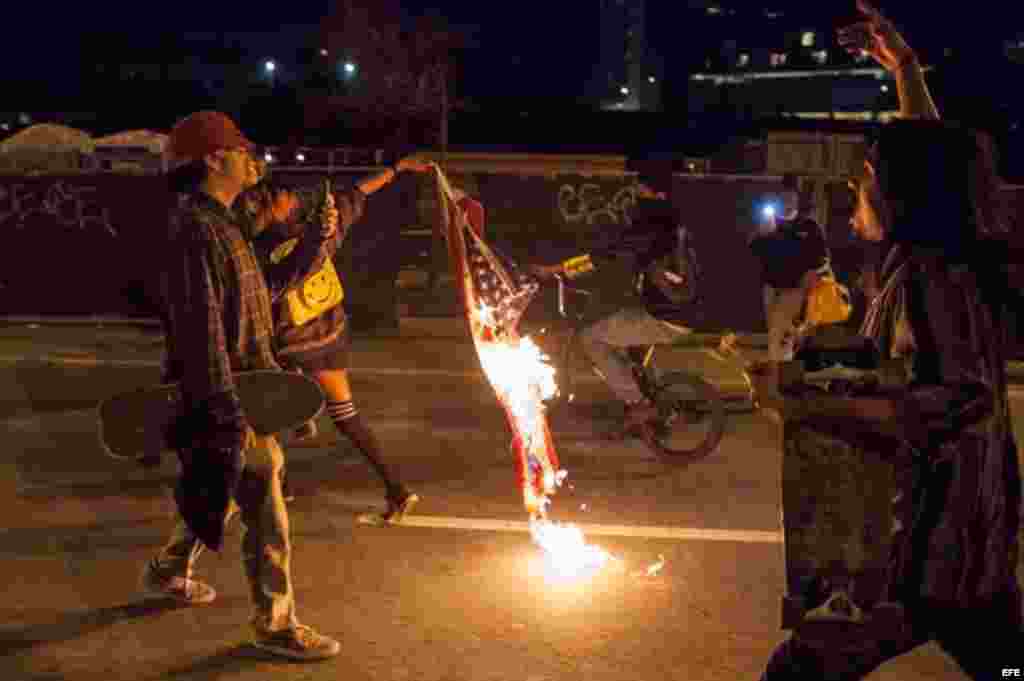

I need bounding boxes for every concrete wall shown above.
[3,150,1022,338]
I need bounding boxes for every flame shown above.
[472,302,619,578]
[530,517,616,580]
[473,302,561,513]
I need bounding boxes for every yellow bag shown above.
[805,273,852,326]
[269,238,344,327]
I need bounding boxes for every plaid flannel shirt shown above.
[159,192,280,437]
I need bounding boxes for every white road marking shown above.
[373,514,783,544]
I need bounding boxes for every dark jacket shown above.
[564,197,693,326]
[749,216,828,290]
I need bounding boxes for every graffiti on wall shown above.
[557,183,637,225]
[0,181,117,237]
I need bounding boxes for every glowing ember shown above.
[530,518,616,580]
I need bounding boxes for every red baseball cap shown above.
[166,111,254,162]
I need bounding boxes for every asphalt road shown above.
[0,325,1019,680]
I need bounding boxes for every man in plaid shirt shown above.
[140,111,341,661]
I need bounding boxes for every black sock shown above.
[327,400,404,499]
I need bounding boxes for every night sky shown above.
[2,1,1023,103]
[2,1,605,101]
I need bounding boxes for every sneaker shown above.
[140,559,217,605]
[382,489,419,525]
[252,624,341,661]
[292,419,318,443]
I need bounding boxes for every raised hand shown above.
[837,0,915,72]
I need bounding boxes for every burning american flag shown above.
[433,165,561,517]
[431,165,662,581]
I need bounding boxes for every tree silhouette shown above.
[305,1,475,148]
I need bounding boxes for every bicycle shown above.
[534,273,728,463]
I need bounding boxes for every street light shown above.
[343,62,356,75]
[620,86,630,96]
[648,76,656,84]
[264,60,276,73]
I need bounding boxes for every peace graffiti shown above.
[557,183,637,226]
[0,181,117,237]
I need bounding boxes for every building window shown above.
[801,31,816,48]
[737,53,750,67]
[770,52,788,67]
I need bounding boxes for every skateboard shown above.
[776,354,913,641]
[98,370,325,461]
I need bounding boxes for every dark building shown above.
[590,0,662,111]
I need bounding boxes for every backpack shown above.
[643,223,701,306]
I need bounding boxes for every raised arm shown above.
[838,0,940,121]
[355,155,434,196]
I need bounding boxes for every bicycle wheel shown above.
[642,372,725,462]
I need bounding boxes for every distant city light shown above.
[343,62,357,74]
[264,153,274,163]
[801,31,816,48]
[762,204,777,219]
[320,48,328,57]
[296,153,306,162]
[880,84,889,92]
[648,76,656,84]
[1,123,9,131]
[264,60,276,73]
[620,86,630,95]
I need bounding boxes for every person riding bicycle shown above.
[531,156,701,434]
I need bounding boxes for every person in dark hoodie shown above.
[140,111,342,660]
[531,157,701,434]
[240,155,432,522]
